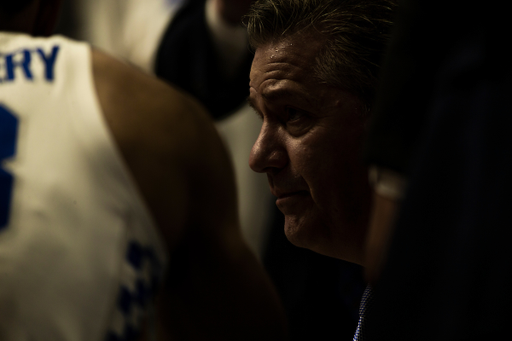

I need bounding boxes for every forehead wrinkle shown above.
[254,60,300,84]
[251,39,316,84]
[250,63,288,90]
[258,62,309,98]
[264,57,307,74]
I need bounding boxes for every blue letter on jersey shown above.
[0,104,18,230]
[37,46,60,81]
[5,50,33,81]
[1,46,60,82]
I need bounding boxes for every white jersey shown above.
[76,0,186,73]
[0,33,167,341]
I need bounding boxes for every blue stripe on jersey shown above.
[0,104,18,230]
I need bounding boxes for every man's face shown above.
[248,34,372,264]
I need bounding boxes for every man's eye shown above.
[286,107,305,122]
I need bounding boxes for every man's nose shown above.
[249,122,288,173]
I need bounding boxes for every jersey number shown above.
[0,105,18,230]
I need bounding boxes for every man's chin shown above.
[283,214,319,250]
[282,213,363,263]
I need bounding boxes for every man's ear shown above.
[32,0,62,36]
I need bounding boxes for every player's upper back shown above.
[0,31,240,341]
[0,31,173,341]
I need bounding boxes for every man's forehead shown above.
[252,33,324,65]
[250,34,324,87]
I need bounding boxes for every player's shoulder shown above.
[91,48,206,124]
[91,48,212,158]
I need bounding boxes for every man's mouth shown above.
[274,190,309,199]
[273,190,310,212]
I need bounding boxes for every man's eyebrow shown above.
[261,86,305,103]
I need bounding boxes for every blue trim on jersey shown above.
[127,242,144,270]
[109,241,163,341]
[118,286,134,316]
[106,324,139,341]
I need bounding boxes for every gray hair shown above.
[244,0,397,113]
